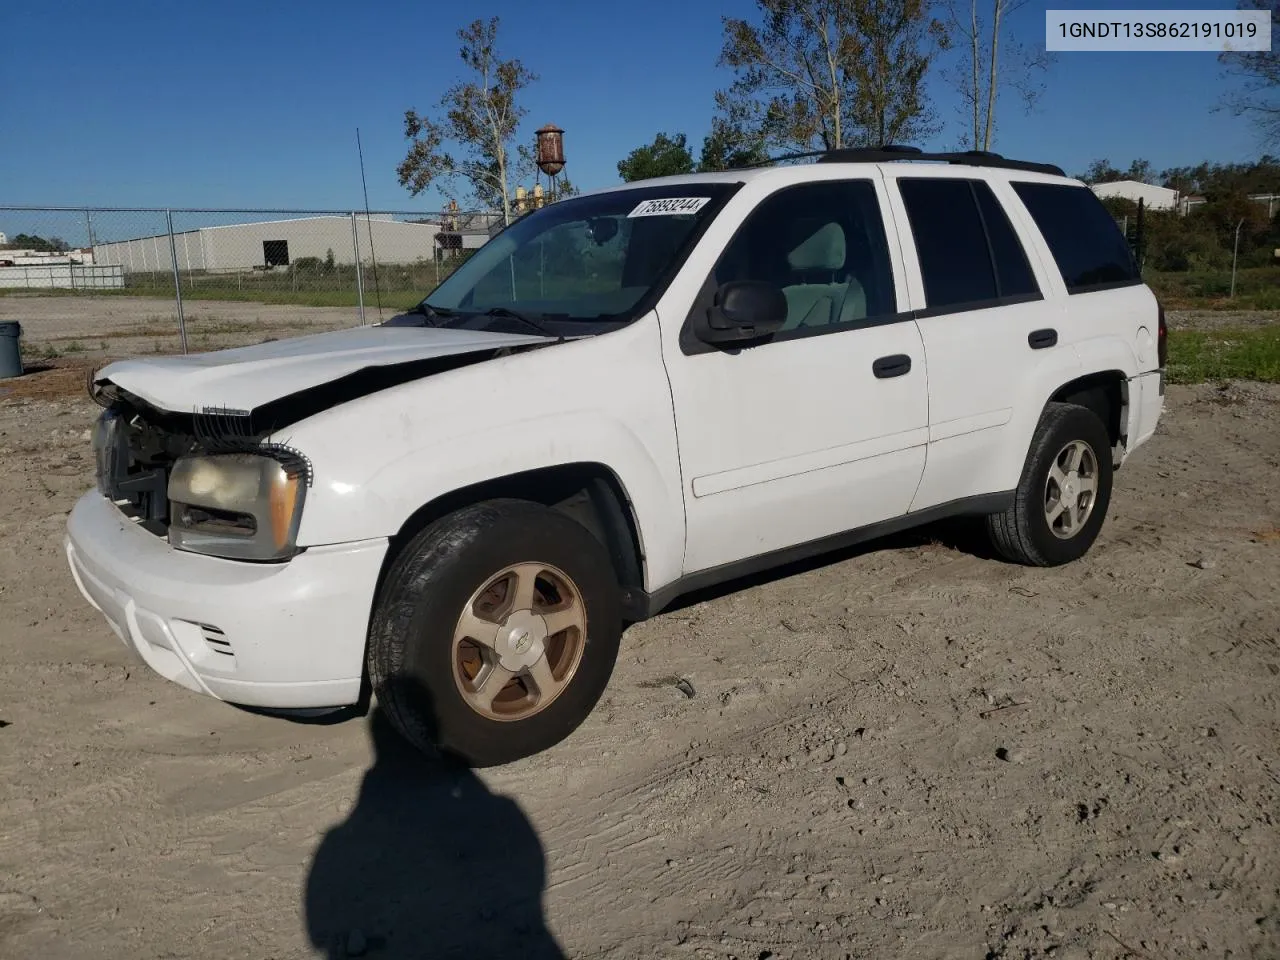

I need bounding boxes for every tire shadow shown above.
[304,683,565,959]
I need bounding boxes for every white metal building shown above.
[0,263,123,290]
[92,215,441,274]
[1090,180,1180,211]
[0,249,96,266]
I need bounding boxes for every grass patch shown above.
[21,342,62,361]
[1167,326,1280,383]
[1147,266,1280,311]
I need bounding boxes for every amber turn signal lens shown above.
[269,469,300,550]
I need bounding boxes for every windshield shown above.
[421,183,737,326]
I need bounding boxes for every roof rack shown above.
[740,144,1065,177]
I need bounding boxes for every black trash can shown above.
[0,322,21,380]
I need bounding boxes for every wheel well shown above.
[384,463,646,597]
[1051,371,1126,454]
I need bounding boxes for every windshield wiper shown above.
[383,302,457,327]
[414,302,457,325]
[480,307,554,337]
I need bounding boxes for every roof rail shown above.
[740,145,1065,177]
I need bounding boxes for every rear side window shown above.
[973,182,1039,299]
[899,179,997,310]
[1012,182,1140,293]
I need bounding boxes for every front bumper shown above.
[65,490,387,709]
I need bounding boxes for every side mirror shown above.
[698,281,787,345]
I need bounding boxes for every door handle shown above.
[1028,328,1058,350]
[872,354,912,379]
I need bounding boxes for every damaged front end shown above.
[91,395,197,533]
[85,332,555,558]
[89,381,313,562]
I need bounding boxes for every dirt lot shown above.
[0,293,362,360]
[0,302,1278,960]
[1,293,1275,362]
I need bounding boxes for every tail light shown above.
[1156,300,1167,369]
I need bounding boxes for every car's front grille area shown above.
[95,407,177,535]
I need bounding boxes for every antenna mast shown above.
[356,128,383,319]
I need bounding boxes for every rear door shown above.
[882,170,1080,509]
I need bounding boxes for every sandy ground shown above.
[0,294,366,359]
[0,370,1277,959]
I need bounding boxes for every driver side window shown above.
[713,180,898,337]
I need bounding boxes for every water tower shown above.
[535,124,566,201]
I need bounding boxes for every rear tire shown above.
[987,402,1113,566]
[367,498,622,767]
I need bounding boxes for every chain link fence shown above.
[0,206,504,354]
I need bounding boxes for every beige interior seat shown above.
[779,221,865,331]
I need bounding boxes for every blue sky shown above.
[0,0,1269,215]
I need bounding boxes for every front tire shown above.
[367,498,622,767]
[987,402,1114,566]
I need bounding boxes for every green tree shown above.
[716,0,946,153]
[617,132,696,182]
[1160,163,1209,198]
[1078,159,1154,184]
[1219,0,1279,146]
[1143,211,1228,272]
[1096,195,1138,219]
[1076,159,1126,184]
[698,101,770,170]
[397,17,536,224]
[11,233,67,253]
[1125,159,1154,184]
[552,175,579,200]
[1160,156,1280,197]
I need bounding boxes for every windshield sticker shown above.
[627,197,711,218]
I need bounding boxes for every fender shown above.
[1072,332,1151,461]
[996,335,1141,492]
[282,319,687,592]
[306,412,683,590]
[1073,333,1141,382]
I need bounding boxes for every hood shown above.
[93,324,552,415]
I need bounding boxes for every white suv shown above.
[67,147,1167,766]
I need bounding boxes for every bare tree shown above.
[1219,0,1279,147]
[716,0,946,153]
[397,18,536,224]
[944,0,1050,151]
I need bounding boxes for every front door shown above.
[661,177,930,574]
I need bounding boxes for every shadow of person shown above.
[304,684,566,959]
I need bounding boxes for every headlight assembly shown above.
[168,454,306,561]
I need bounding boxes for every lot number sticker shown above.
[627,197,711,218]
